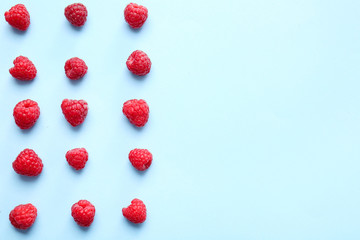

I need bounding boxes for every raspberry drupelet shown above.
[124,3,148,29]
[4,4,30,31]
[9,203,37,230]
[123,99,149,127]
[13,99,40,129]
[13,149,43,177]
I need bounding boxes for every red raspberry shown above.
[64,3,88,27]
[4,4,30,31]
[13,149,43,177]
[61,99,88,127]
[9,203,37,230]
[9,56,37,81]
[71,200,95,227]
[122,198,146,224]
[126,50,151,76]
[124,3,148,29]
[65,57,88,80]
[66,148,88,170]
[129,149,152,171]
[123,99,149,127]
[13,99,40,129]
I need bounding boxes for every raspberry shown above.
[4,4,30,31]
[64,3,88,27]
[13,149,43,177]
[13,99,40,129]
[66,148,88,170]
[61,99,88,127]
[122,198,146,224]
[124,3,148,29]
[71,200,95,227]
[123,99,149,127]
[126,50,151,76]
[9,56,37,81]
[129,149,152,171]
[9,203,37,230]
[65,57,88,80]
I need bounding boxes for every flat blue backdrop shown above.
[0,0,360,239]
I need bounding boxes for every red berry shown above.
[129,149,152,171]
[123,99,149,127]
[4,4,30,31]
[124,3,148,29]
[61,99,88,127]
[9,56,37,81]
[126,50,151,76]
[65,57,88,80]
[122,198,146,224]
[13,149,43,177]
[64,3,88,27]
[13,99,40,129]
[66,148,88,170]
[9,203,37,230]
[71,200,95,227]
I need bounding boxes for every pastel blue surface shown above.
[0,0,360,239]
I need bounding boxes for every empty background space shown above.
[0,0,360,239]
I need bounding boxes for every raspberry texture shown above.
[126,50,151,76]
[65,3,88,27]
[13,149,43,177]
[71,200,95,227]
[13,99,40,129]
[4,4,30,31]
[123,99,149,127]
[65,57,88,80]
[129,149,152,171]
[9,204,37,230]
[10,56,37,81]
[61,99,88,127]
[124,3,148,29]
[122,198,147,224]
[66,148,88,170]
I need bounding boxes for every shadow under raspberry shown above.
[68,165,85,174]
[12,222,36,234]
[127,24,142,33]
[18,174,41,182]
[10,27,28,35]
[17,122,39,134]
[131,165,149,176]
[68,22,85,32]
[123,218,145,229]
[13,78,34,86]
[76,224,91,232]
[127,70,149,81]
[63,121,85,132]
[67,75,86,86]
[123,119,146,132]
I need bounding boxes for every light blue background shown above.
[0,0,360,239]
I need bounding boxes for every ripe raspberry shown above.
[122,198,146,224]
[65,57,88,80]
[124,3,148,29]
[13,99,40,129]
[71,200,95,227]
[123,99,149,127]
[66,148,88,170]
[9,56,37,81]
[61,99,88,127]
[126,50,151,76]
[9,203,37,230]
[13,149,43,177]
[4,4,30,31]
[64,3,88,27]
[129,149,152,171]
